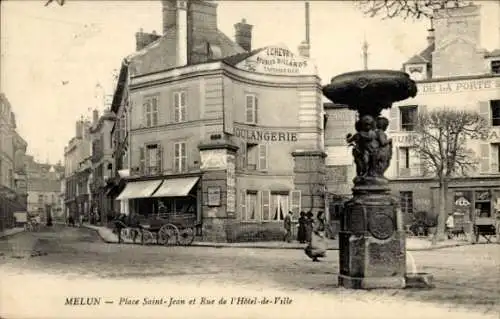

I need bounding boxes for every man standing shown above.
[284,211,293,243]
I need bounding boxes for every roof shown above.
[485,49,500,58]
[220,48,265,66]
[403,42,434,65]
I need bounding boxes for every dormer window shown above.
[491,60,500,74]
[405,64,426,81]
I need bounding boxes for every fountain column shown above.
[323,70,417,289]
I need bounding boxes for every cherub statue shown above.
[346,115,378,177]
[373,116,393,175]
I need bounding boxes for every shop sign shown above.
[391,133,418,146]
[454,197,470,207]
[236,45,317,76]
[420,77,500,94]
[200,149,227,170]
[207,186,221,207]
[234,127,298,143]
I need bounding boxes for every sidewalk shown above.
[83,224,472,251]
[0,227,24,239]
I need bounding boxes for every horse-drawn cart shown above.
[141,212,197,246]
[473,216,497,244]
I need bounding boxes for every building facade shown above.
[89,109,115,224]
[0,93,28,231]
[109,0,325,241]
[25,155,65,221]
[324,4,500,227]
[63,119,92,221]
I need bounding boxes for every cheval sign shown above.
[236,45,317,76]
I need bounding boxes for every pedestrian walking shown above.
[114,213,127,243]
[283,211,293,243]
[297,211,307,243]
[305,211,327,262]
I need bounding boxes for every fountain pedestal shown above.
[322,70,419,289]
[338,187,406,289]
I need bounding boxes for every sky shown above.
[1,0,499,165]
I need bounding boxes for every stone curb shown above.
[82,225,482,251]
[0,229,25,239]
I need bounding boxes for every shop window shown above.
[474,190,492,218]
[174,91,187,123]
[257,144,268,170]
[490,100,500,126]
[400,105,418,131]
[245,94,258,124]
[143,95,159,127]
[491,60,500,74]
[400,191,413,217]
[174,142,187,173]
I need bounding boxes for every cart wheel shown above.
[141,230,154,245]
[178,227,195,246]
[158,224,179,246]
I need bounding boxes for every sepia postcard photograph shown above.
[0,0,499,318]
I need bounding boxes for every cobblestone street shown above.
[0,225,498,319]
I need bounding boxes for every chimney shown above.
[426,17,435,46]
[75,121,83,139]
[135,28,161,51]
[92,109,99,126]
[234,18,253,52]
[162,0,177,35]
[298,41,310,58]
[176,0,188,66]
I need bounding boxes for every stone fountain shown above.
[322,70,433,289]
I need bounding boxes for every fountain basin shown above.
[405,273,435,289]
[322,70,417,116]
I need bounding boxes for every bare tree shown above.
[358,0,467,19]
[414,108,489,243]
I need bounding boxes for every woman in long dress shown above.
[297,211,307,243]
[304,211,327,262]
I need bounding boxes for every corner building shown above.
[116,0,325,241]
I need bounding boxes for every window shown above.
[268,193,288,221]
[240,191,258,220]
[399,147,411,169]
[492,143,500,173]
[400,191,413,217]
[119,113,126,141]
[143,96,159,127]
[174,142,187,173]
[145,144,161,175]
[490,100,500,126]
[174,91,187,123]
[289,190,301,218]
[38,194,43,202]
[245,94,258,124]
[400,105,418,131]
[491,60,500,74]
[257,144,268,170]
[261,190,271,221]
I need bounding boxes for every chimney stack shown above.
[92,109,99,126]
[75,121,83,139]
[298,41,310,58]
[298,2,311,58]
[427,17,435,46]
[234,18,253,52]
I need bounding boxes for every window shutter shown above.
[174,92,180,123]
[156,144,163,174]
[239,189,247,220]
[394,146,400,177]
[152,97,158,126]
[491,144,499,173]
[289,190,301,218]
[254,96,259,124]
[139,101,145,127]
[181,91,187,121]
[139,146,145,174]
[261,190,270,221]
[478,101,490,125]
[245,95,252,123]
[181,142,187,172]
[258,144,268,170]
[388,106,400,132]
[174,143,180,173]
[479,143,490,174]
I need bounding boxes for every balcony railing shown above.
[143,165,162,176]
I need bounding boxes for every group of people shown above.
[284,210,328,262]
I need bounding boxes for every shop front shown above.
[115,175,202,232]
